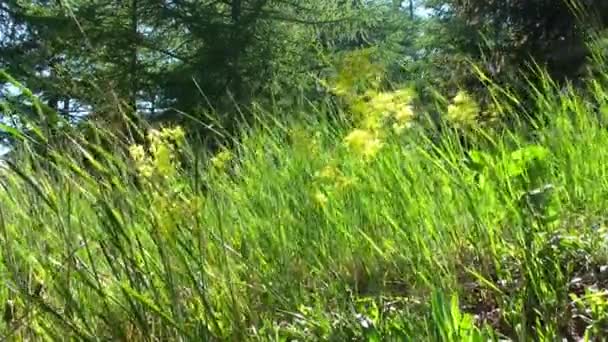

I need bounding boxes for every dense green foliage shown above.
[3,0,608,340]
[1,0,375,130]
[3,0,605,133]
[3,64,608,339]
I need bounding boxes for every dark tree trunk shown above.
[409,0,414,19]
[126,0,144,144]
[229,0,243,102]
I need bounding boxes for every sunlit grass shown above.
[2,66,608,340]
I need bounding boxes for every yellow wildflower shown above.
[152,144,174,177]
[313,190,328,207]
[394,105,415,123]
[129,144,154,178]
[137,162,154,179]
[128,126,187,179]
[128,144,146,163]
[344,129,375,151]
[371,92,395,107]
[362,138,383,158]
[335,176,356,191]
[159,126,186,144]
[147,128,162,144]
[447,91,479,127]
[453,90,470,104]
[316,165,339,181]
[393,122,413,135]
[344,129,383,159]
[211,149,232,170]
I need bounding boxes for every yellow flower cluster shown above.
[343,129,384,159]
[447,90,480,128]
[332,48,384,97]
[323,49,420,164]
[128,126,186,180]
[315,165,355,190]
[313,190,329,207]
[128,144,154,178]
[338,87,417,164]
[311,49,423,206]
[311,164,356,207]
[210,149,233,170]
[127,126,198,240]
[351,88,416,132]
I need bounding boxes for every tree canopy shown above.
[1,0,607,142]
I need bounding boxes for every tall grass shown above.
[2,66,608,341]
